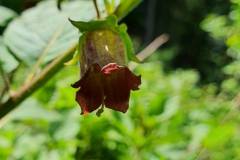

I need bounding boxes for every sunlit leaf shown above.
[0,6,17,27]
[3,0,107,66]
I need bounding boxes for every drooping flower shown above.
[69,16,141,115]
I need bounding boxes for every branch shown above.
[93,0,100,19]
[137,34,169,61]
[0,44,77,119]
[129,34,169,70]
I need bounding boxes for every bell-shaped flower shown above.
[70,16,141,115]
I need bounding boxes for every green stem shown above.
[93,0,101,19]
[0,44,77,119]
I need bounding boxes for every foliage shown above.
[125,0,231,83]
[0,61,239,160]
[0,6,16,28]
[1,0,240,160]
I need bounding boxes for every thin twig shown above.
[93,0,100,19]
[129,34,169,70]
[137,34,169,61]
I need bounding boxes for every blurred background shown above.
[1,0,240,159]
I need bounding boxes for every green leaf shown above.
[9,98,61,121]
[203,124,235,149]
[201,14,228,38]
[114,0,142,20]
[3,0,108,66]
[0,6,17,27]
[104,0,115,15]
[0,36,19,73]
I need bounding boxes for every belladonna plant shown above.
[68,16,141,115]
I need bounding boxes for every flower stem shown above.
[93,0,100,19]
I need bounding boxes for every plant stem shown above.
[129,34,169,70]
[0,44,77,119]
[93,0,100,19]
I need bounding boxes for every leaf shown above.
[9,98,61,121]
[0,6,17,27]
[117,24,139,62]
[0,36,19,73]
[203,124,235,149]
[201,14,228,39]
[3,0,108,66]
[159,96,180,121]
[114,0,142,20]
[64,49,79,65]
[104,0,115,15]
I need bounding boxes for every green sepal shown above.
[116,24,140,62]
[78,33,86,67]
[64,49,79,65]
[70,15,139,63]
[69,15,118,33]
[64,33,86,66]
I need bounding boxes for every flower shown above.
[72,29,141,115]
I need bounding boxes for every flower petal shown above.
[72,64,104,114]
[102,63,141,113]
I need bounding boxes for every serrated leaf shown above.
[0,6,17,27]
[3,0,108,66]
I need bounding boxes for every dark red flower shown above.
[72,63,141,114]
[72,29,141,115]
